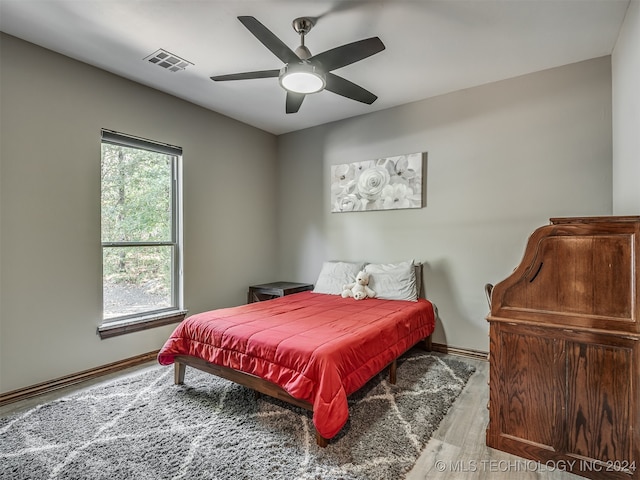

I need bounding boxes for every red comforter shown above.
[157,291,435,439]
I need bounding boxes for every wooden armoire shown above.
[487,216,639,480]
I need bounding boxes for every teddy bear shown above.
[341,271,376,300]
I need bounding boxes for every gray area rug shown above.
[0,350,476,480]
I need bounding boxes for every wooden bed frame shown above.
[172,263,430,447]
[174,335,432,447]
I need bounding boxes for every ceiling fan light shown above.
[279,63,325,94]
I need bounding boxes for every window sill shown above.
[97,310,187,340]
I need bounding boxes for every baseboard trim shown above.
[0,350,159,407]
[431,342,488,361]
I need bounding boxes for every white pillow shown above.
[313,261,366,295]
[364,260,417,301]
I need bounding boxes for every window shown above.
[99,130,185,339]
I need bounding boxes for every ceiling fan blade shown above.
[310,37,385,71]
[238,16,299,64]
[325,73,378,104]
[286,92,306,114]
[211,69,280,81]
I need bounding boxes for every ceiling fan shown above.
[211,16,386,114]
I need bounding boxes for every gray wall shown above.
[276,57,613,353]
[0,34,279,393]
[612,0,640,214]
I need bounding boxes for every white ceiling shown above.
[0,0,630,135]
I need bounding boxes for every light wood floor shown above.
[1,355,584,480]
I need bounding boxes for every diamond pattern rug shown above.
[0,350,476,480]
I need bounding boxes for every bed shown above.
[157,261,435,446]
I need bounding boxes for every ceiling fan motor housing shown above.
[295,45,312,60]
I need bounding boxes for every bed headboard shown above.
[415,263,424,299]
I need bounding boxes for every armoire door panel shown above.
[566,342,633,464]
[499,328,562,450]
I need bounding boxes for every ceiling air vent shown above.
[144,49,193,72]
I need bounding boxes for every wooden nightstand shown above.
[247,281,314,304]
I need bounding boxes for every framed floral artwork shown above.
[331,152,426,212]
